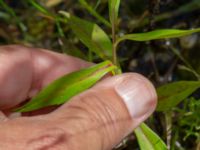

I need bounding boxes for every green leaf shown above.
[15,61,116,112]
[108,0,120,26]
[60,11,112,60]
[0,11,10,20]
[116,28,200,44]
[29,0,66,36]
[29,0,53,17]
[79,0,111,27]
[135,123,167,150]
[156,81,200,111]
[178,65,200,80]
[94,0,101,10]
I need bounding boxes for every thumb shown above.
[49,73,157,150]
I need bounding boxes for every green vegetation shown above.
[1,0,200,149]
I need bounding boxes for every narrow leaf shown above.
[116,28,200,44]
[29,0,65,36]
[156,81,200,111]
[29,0,53,16]
[15,61,116,112]
[108,0,120,25]
[0,11,10,20]
[79,0,111,27]
[60,11,112,60]
[178,65,200,80]
[94,0,101,10]
[135,123,167,150]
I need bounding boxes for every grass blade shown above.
[79,0,111,27]
[29,0,53,16]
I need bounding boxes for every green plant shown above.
[5,0,199,149]
[171,97,200,150]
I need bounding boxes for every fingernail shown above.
[115,74,157,119]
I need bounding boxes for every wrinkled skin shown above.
[0,45,157,150]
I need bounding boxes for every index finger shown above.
[0,45,91,110]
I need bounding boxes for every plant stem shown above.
[112,43,117,65]
[111,21,117,65]
[165,111,172,150]
[197,141,200,150]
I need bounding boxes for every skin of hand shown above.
[0,45,157,150]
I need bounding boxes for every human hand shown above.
[0,45,157,150]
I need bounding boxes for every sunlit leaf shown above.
[79,0,111,27]
[156,81,200,111]
[60,11,113,60]
[15,61,116,112]
[108,0,120,26]
[135,123,167,150]
[116,28,200,44]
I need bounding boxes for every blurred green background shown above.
[0,0,200,149]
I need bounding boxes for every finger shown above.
[0,45,90,110]
[0,73,156,150]
[0,111,7,121]
[47,73,157,150]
